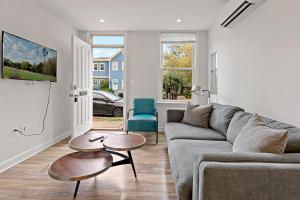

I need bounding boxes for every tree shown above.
[163,44,192,69]
[162,44,193,99]
[4,58,14,67]
[99,79,114,93]
[163,73,183,100]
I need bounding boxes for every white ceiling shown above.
[38,0,227,31]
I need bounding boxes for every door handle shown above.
[74,94,78,102]
[79,91,88,96]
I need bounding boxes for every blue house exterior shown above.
[93,50,124,92]
[110,51,124,91]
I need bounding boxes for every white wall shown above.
[126,31,208,130]
[0,0,76,171]
[209,0,300,127]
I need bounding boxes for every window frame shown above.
[112,79,118,90]
[209,52,218,103]
[93,63,99,71]
[112,62,118,71]
[159,35,196,102]
[99,63,105,71]
[93,79,99,85]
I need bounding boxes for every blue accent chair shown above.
[127,98,158,144]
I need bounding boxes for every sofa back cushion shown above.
[228,111,300,153]
[209,103,244,135]
[263,117,300,153]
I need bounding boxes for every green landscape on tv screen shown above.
[2,32,57,82]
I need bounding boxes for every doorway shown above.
[90,34,125,130]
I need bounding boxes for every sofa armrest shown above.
[193,152,300,200]
[166,109,185,122]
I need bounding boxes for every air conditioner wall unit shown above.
[220,0,266,28]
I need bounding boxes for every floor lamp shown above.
[191,85,201,104]
[201,89,211,104]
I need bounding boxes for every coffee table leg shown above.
[127,151,137,178]
[73,181,80,199]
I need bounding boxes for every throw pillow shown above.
[181,102,213,128]
[233,114,288,154]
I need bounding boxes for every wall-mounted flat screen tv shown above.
[1,31,57,82]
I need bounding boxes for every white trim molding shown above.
[0,130,71,173]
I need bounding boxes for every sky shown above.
[93,48,122,58]
[92,36,124,58]
[92,36,124,45]
[3,32,56,65]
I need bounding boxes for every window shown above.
[92,36,124,46]
[160,33,196,101]
[112,62,118,71]
[93,79,99,85]
[112,79,118,90]
[122,62,124,71]
[93,63,98,71]
[210,52,218,95]
[99,63,105,71]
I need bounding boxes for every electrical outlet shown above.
[12,125,26,135]
[22,125,26,133]
[12,126,20,135]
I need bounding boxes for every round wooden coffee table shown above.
[48,151,112,199]
[103,134,146,151]
[103,133,146,178]
[50,132,145,199]
[69,131,113,152]
[69,133,146,178]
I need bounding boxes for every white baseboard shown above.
[0,130,71,173]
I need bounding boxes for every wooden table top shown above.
[69,131,114,152]
[69,132,146,152]
[103,134,146,151]
[48,151,112,181]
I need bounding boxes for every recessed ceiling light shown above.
[176,19,182,23]
[99,19,105,23]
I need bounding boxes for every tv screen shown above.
[1,31,57,82]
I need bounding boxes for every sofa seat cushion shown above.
[168,140,232,200]
[165,122,226,143]
[128,114,157,132]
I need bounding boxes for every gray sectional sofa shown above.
[164,104,300,200]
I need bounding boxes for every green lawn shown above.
[3,66,56,81]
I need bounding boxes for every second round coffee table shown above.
[103,133,146,178]
[48,151,112,199]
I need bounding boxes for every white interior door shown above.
[71,35,93,138]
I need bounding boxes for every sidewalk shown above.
[93,116,123,130]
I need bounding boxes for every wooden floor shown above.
[0,132,176,200]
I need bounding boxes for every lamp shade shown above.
[191,85,201,92]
